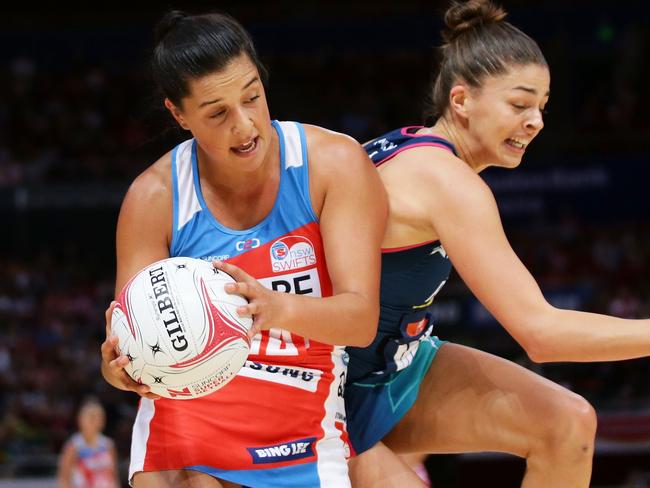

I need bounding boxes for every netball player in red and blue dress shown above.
[346,2,650,487]
[99,11,386,488]
[58,400,119,488]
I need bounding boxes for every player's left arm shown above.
[305,126,387,346]
[108,440,120,487]
[218,126,386,346]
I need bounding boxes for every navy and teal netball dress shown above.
[345,127,456,454]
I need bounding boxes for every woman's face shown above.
[463,63,550,169]
[166,53,273,172]
[78,405,105,435]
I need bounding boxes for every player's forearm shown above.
[57,462,73,488]
[522,308,650,363]
[279,292,379,347]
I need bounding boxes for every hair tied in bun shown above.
[442,0,507,43]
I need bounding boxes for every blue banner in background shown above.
[483,156,647,223]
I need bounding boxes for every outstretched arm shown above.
[411,147,650,362]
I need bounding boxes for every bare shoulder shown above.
[302,124,371,175]
[59,438,77,458]
[117,150,174,247]
[301,124,380,215]
[122,151,173,208]
[387,146,494,208]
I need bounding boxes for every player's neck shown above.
[81,431,100,446]
[431,117,488,173]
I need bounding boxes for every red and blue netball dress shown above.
[128,121,351,488]
[345,127,456,455]
[67,433,116,488]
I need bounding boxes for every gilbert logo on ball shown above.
[111,257,252,399]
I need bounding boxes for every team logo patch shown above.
[247,437,317,464]
[270,236,316,273]
[271,241,289,260]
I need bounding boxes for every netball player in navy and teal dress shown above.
[346,2,650,487]
[345,129,456,455]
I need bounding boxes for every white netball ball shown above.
[111,257,251,399]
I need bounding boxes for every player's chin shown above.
[500,143,527,168]
[498,152,524,169]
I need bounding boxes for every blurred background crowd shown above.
[1,1,649,486]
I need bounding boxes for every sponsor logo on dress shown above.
[248,437,317,464]
[200,254,230,262]
[269,236,316,273]
[237,360,321,392]
[405,318,428,337]
[236,238,260,252]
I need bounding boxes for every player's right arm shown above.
[100,155,172,397]
[57,441,76,488]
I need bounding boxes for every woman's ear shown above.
[164,98,190,130]
[448,84,470,120]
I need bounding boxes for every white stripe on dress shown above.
[279,122,304,169]
[175,140,202,230]
[128,398,156,484]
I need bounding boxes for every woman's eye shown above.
[247,95,260,103]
